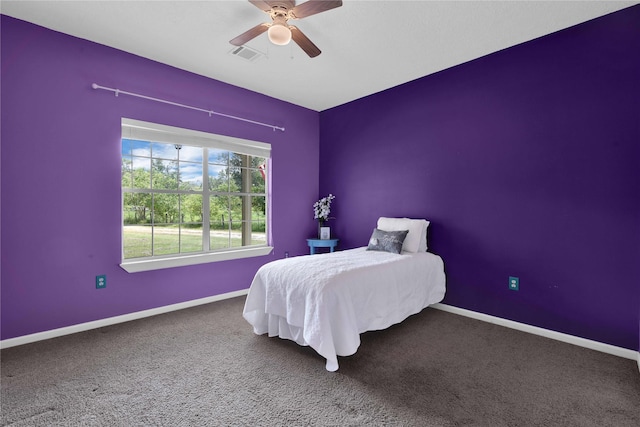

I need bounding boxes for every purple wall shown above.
[320,6,640,350]
[1,16,319,340]
[2,7,639,354]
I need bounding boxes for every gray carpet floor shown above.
[1,296,639,426]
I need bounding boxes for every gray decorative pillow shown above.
[366,228,409,254]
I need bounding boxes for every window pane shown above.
[123,224,152,259]
[181,225,203,253]
[152,160,178,190]
[131,140,151,157]
[153,194,179,224]
[209,230,231,250]
[251,196,266,221]
[180,161,203,190]
[182,194,203,224]
[153,225,179,256]
[124,193,152,224]
[210,228,230,250]
[250,195,266,246]
[123,193,136,224]
[210,195,229,227]
[228,167,242,192]
[229,152,245,166]
[122,157,133,188]
[208,149,229,165]
[250,228,267,245]
[132,158,151,189]
[152,142,179,160]
[251,168,266,193]
[209,165,229,192]
[230,229,243,248]
[229,196,243,222]
[180,145,203,163]
[251,157,267,168]
[122,139,133,156]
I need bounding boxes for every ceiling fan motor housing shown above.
[268,4,294,21]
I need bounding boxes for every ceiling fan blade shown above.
[290,26,321,58]
[229,23,269,46]
[249,0,273,12]
[291,0,342,19]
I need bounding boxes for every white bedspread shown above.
[243,247,446,371]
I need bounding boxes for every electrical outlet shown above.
[96,275,106,289]
[509,276,519,291]
[284,251,289,258]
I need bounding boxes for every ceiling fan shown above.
[229,0,343,58]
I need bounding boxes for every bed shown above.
[243,217,446,371]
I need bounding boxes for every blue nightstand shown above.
[306,238,339,255]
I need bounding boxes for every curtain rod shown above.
[91,83,285,132]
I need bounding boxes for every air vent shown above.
[229,46,263,62]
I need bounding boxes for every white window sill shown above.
[120,246,274,273]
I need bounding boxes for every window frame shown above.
[120,118,272,273]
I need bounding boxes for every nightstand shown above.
[306,238,339,255]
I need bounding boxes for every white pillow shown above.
[419,220,430,252]
[377,217,429,253]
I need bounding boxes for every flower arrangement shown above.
[313,194,335,224]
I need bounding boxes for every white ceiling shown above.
[1,0,636,111]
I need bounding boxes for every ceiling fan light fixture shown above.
[267,23,291,46]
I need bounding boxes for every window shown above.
[120,119,272,272]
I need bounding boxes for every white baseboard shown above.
[0,289,249,349]
[3,295,638,375]
[432,303,639,364]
